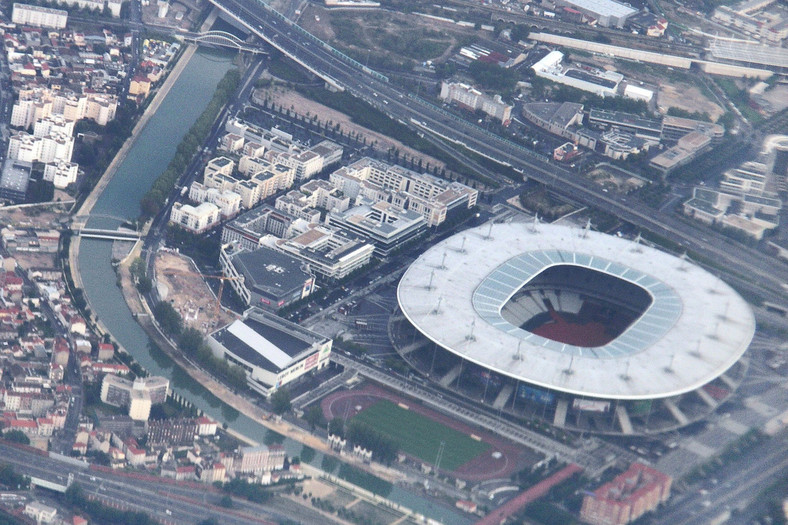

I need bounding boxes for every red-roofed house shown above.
[197,416,218,436]
[97,343,114,361]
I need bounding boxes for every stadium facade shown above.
[392,222,755,435]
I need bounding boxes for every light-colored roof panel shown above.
[397,222,755,400]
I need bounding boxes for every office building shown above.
[326,200,426,257]
[220,242,315,310]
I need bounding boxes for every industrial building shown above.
[553,0,637,27]
[220,241,315,310]
[207,308,332,396]
[392,222,754,435]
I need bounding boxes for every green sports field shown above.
[352,400,489,471]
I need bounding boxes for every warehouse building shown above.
[554,0,637,27]
[207,308,332,396]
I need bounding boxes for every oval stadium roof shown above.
[397,222,755,400]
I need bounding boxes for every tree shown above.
[2,430,30,445]
[511,24,530,42]
[328,417,344,438]
[178,327,203,355]
[219,495,233,508]
[303,405,326,431]
[270,388,291,416]
[153,302,182,337]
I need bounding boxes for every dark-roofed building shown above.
[220,241,315,310]
[521,102,584,141]
[207,308,332,395]
[0,160,32,203]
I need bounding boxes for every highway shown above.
[209,0,788,307]
[651,428,788,524]
[0,442,330,524]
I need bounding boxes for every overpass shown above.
[181,30,269,54]
[75,228,142,241]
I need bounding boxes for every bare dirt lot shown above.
[255,86,449,173]
[153,251,235,334]
[658,83,725,121]
[588,166,647,193]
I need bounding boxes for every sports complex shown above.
[390,221,756,435]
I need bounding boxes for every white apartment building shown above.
[8,132,74,164]
[33,114,74,139]
[43,161,78,188]
[12,4,68,29]
[169,202,220,233]
[189,181,242,218]
[11,89,117,128]
[440,81,513,123]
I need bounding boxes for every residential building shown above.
[188,182,241,218]
[43,161,79,189]
[100,374,169,421]
[581,463,671,525]
[12,4,68,29]
[169,202,220,233]
[236,444,286,475]
[440,81,513,123]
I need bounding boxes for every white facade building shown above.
[169,202,220,233]
[43,161,79,188]
[12,4,68,29]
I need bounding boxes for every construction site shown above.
[153,250,237,334]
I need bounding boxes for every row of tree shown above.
[328,418,399,464]
[140,69,241,219]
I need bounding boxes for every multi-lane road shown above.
[0,443,329,524]
[209,0,788,308]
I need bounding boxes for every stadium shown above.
[391,221,755,435]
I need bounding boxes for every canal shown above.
[76,47,470,525]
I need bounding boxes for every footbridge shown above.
[181,30,269,54]
[75,228,142,241]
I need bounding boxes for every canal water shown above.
[76,48,470,525]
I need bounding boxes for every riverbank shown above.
[67,47,200,356]
[115,241,409,484]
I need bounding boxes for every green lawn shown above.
[352,400,489,471]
